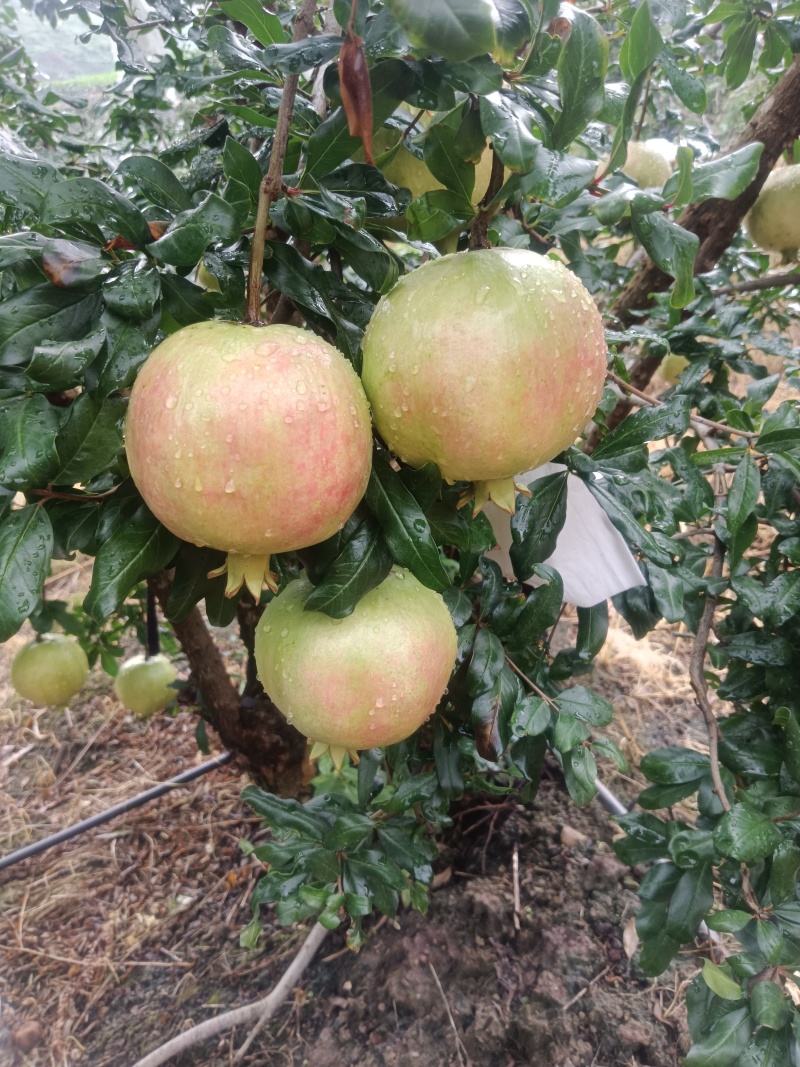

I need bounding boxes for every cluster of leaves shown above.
[0,0,798,1060]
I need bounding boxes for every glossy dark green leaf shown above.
[556,685,613,726]
[365,451,450,591]
[510,471,568,581]
[724,631,793,667]
[407,189,475,241]
[659,47,707,114]
[466,627,505,697]
[443,54,504,95]
[666,863,713,943]
[102,260,161,321]
[160,274,215,328]
[640,746,709,785]
[479,91,539,173]
[223,135,263,208]
[508,564,564,647]
[511,694,550,738]
[518,145,596,207]
[0,395,61,490]
[575,602,608,661]
[727,452,760,534]
[0,505,53,641]
[383,0,497,62]
[614,812,672,863]
[736,1028,793,1067]
[725,17,757,90]
[242,786,327,839]
[0,285,102,369]
[323,814,375,852]
[713,803,783,863]
[619,0,663,81]
[638,779,700,809]
[639,929,682,976]
[667,144,762,204]
[684,1006,753,1066]
[704,910,752,934]
[492,0,531,65]
[750,981,792,1031]
[147,193,241,266]
[84,506,179,622]
[702,959,744,1000]
[582,472,673,566]
[0,153,60,213]
[0,231,60,269]
[551,7,608,149]
[630,198,699,308]
[553,710,591,752]
[87,309,159,398]
[305,519,394,619]
[434,719,464,798]
[116,155,192,214]
[164,543,232,624]
[219,0,284,46]
[563,745,597,806]
[54,394,126,486]
[42,177,152,247]
[593,395,690,461]
[424,122,475,200]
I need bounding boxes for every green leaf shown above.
[218,0,284,46]
[163,543,234,625]
[147,193,242,266]
[84,506,179,621]
[242,786,327,839]
[323,814,375,852]
[724,631,793,667]
[659,48,707,114]
[639,929,681,976]
[630,197,699,308]
[407,189,475,241]
[509,471,568,581]
[518,145,596,207]
[582,472,674,566]
[88,310,159,398]
[702,959,744,1000]
[42,177,152,248]
[0,153,60,213]
[727,452,760,534]
[511,694,550,737]
[116,156,192,214]
[0,395,61,490]
[0,505,53,641]
[593,395,691,461]
[736,1028,793,1067]
[54,395,126,486]
[666,144,762,204]
[619,0,663,82]
[383,0,498,62]
[423,122,475,200]
[613,812,671,863]
[666,863,713,943]
[713,803,783,863]
[770,841,800,905]
[223,136,263,208]
[551,7,609,149]
[591,737,628,772]
[684,1006,752,1066]
[102,260,161,321]
[479,91,540,173]
[638,780,700,808]
[305,519,394,619]
[466,627,505,696]
[640,746,709,785]
[750,981,792,1030]
[563,745,597,806]
[508,564,564,647]
[704,910,752,933]
[0,285,102,369]
[364,451,450,592]
[725,17,757,90]
[556,685,613,726]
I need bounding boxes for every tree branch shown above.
[132,923,328,1067]
[469,149,506,250]
[244,0,319,325]
[712,270,800,296]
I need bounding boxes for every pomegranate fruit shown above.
[659,354,690,385]
[254,568,457,766]
[621,138,675,189]
[125,320,373,594]
[11,634,89,706]
[114,653,178,718]
[360,249,607,512]
[745,164,800,254]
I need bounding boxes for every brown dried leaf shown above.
[338,32,374,165]
[622,915,639,960]
[41,242,101,288]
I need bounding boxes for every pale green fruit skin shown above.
[659,354,690,385]
[11,635,89,706]
[114,654,178,718]
[125,320,372,558]
[621,139,675,189]
[379,133,497,207]
[254,569,457,751]
[196,262,221,292]
[745,165,800,254]
[361,249,607,483]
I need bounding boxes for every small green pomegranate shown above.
[11,635,89,707]
[114,654,178,718]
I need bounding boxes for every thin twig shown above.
[469,148,506,250]
[244,0,318,325]
[633,68,653,142]
[606,369,758,440]
[132,923,329,1067]
[712,271,800,296]
[428,962,469,1067]
[505,655,559,710]
[562,965,611,1012]
[512,844,521,932]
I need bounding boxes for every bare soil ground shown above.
[1,587,707,1067]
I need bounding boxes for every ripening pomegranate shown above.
[745,165,800,255]
[621,138,675,189]
[114,654,178,718]
[125,321,373,594]
[360,249,607,512]
[11,635,88,706]
[254,568,457,766]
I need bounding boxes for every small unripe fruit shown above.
[114,654,178,718]
[659,354,690,385]
[745,165,800,255]
[361,249,607,512]
[621,139,675,189]
[254,568,457,765]
[125,320,373,595]
[195,261,221,292]
[11,635,89,706]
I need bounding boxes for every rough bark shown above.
[589,55,800,447]
[152,571,308,795]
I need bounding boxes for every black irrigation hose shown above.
[0,751,233,874]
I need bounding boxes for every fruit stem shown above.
[468,148,505,251]
[244,0,319,326]
[146,578,160,660]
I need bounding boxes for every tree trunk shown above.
[152,571,309,795]
[588,55,800,447]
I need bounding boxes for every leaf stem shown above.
[244,0,319,326]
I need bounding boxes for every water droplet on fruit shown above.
[296,382,307,394]
[369,723,375,732]
[317,402,329,412]
[392,408,402,418]
[376,697,385,708]
[194,477,203,491]
[174,477,182,488]
[185,401,194,411]
[411,364,419,375]
[284,414,294,423]
[388,363,397,374]
[174,448,182,460]
[225,433,233,443]
[165,395,178,410]
[368,708,375,717]
[224,479,235,493]
[238,402,247,411]
[263,624,271,633]
[281,628,289,638]
[265,528,273,537]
